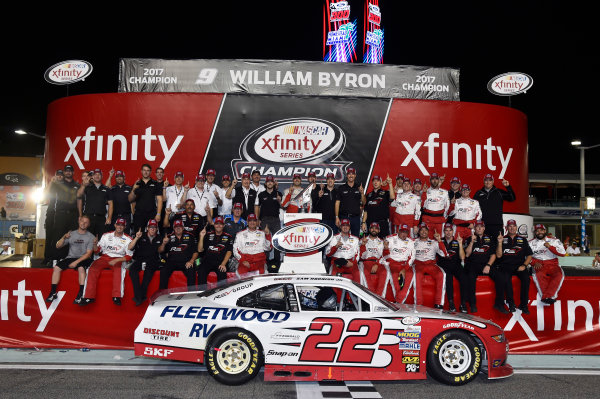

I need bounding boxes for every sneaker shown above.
[73,296,82,305]
[433,304,443,310]
[508,304,517,313]
[542,298,556,305]
[448,301,456,312]
[45,292,58,302]
[113,297,122,306]
[133,297,143,306]
[470,304,478,313]
[459,305,468,313]
[519,304,530,314]
[79,298,95,306]
[493,304,510,314]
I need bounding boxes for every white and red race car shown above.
[134,274,512,385]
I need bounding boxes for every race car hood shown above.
[391,304,499,329]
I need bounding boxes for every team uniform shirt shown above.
[414,239,448,262]
[97,231,133,260]
[214,185,232,215]
[566,246,580,256]
[164,185,187,213]
[170,211,204,242]
[201,231,234,266]
[499,235,533,267]
[233,229,272,259]
[110,184,133,215]
[451,197,482,224]
[164,231,196,264]
[530,237,566,260]
[250,182,266,195]
[364,189,391,222]
[53,179,81,212]
[255,189,283,218]
[223,215,247,239]
[187,186,217,217]
[423,187,450,217]
[465,235,496,266]
[282,186,305,212]
[132,179,162,213]
[82,183,111,215]
[325,233,360,263]
[383,235,415,264]
[132,234,163,265]
[64,230,95,258]
[311,187,338,220]
[394,192,422,224]
[360,237,384,261]
[437,239,461,269]
[336,183,362,217]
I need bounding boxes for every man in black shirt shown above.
[463,220,496,313]
[128,164,163,233]
[43,169,63,265]
[164,199,204,244]
[128,219,163,305]
[108,170,133,235]
[158,219,198,290]
[226,173,257,219]
[335,167,365,237]
[312,173,338,234]
[362,175,394,238]
[255,175,283,263]
[446,176,462,224]
[438,223,468,312]
[474,174,516,237]
[494,219,533,314]
[197,216,233,285]
[51,164,81,260]
[77,168,113,238]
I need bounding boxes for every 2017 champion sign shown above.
[272,222,334,254]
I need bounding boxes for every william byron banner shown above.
[119,59,459,100]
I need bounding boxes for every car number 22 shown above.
[298,318,382,364]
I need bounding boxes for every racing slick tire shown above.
[426,330,481,386]
[205,329,264,385]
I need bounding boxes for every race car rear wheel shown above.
[205,329,263,385]
[426,330,481,385]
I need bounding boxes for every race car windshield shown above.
[195,277,256,298]
[350,281,395,310]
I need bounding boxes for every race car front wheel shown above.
[426,330,481,385]
[205,329,263,385]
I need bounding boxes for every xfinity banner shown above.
[118,59,460,100]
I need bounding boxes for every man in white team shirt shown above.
[204,169,221,216]
[421,173,450,239]
[413,223,448,308]
[250,170,266,194]
[451,184,482,239]
[215,174,233,216]
[233,213,272,276]
[187,174,217,223]
[326,218,360,277]
[80,218,133,306]
[164,171,189,215]
[378,224,415,303]
[282,174,305,213]
[529,224,566,304]
[357,222,385,291]
[393,177,421,237]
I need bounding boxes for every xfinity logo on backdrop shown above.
[400,133,513,179]
[64,126,184,170]
[1,280,62,332]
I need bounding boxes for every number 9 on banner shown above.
[195,68,218,85]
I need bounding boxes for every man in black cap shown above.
[77,168,113,238]
[50,165,81,260]
[255,175,283,263]
[107,170,134,235]
[197,216,233,285]
[128,219,163,305]
[362,174,395,238]
[446,176,462,224]
[335,167,365,237]
[474,174,516,237]
[128,164,163,233]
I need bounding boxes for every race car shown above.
[134,274,512,386]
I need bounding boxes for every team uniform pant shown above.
[492,264,530,308]
[532,259,564,300]
[440,262,467,306]
[133,210,157,235]
[452,219,473,240]
[484,224,504,238]
[392,214,417,236]
[87,214,107,239]
[129,260,159,301]
[159,261,196,290]
[198,260,228,285]
[357,260,380,292]
[261,216,282,262]
[83,256,127,299]
[376,260,414,303]
[421,214,446,239]
[53,210,79,260]
[237,253,267,277]
[465,262,491,307]
[414,260,446,306]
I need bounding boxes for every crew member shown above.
[186,174,216,227]
[446,176,462,224]
[451,184,482,239]
[312,173,338,233]
[255,175,283,263]
[438,224,468,312]
[164,171,189,215]
[77,168,113,238]
[165,199,204,244]
[250,169,265,195]
[80,218,133,306]
[215,175,233,216]
[205,169,220,216]
[128,164,163,232]
[463,220,496,313]
[158,219,198,290]
[529,224,566,304]
[197,216,233,285]
[306,171,317,212]
[46,215,95,304]
[494,219,533,314]
[362,175,394,238]
[474,174,516,237]
[128,219,163,306]
[223,203,247,239]
[357,222,385,291]
[233,214,272,276]
[226,173,257,219]
[422,173,450,239]
[51,165,81,260]
[335,168,365,237]
[379,224,415,303]
[108,171,134,235]
[325,218,360,277]
[43,170,63,265]
[393,177,421,237]
[281,174,305,213]
[412,178,425,197]
[413,223,448,308]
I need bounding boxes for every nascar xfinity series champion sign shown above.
[118,59,460,100]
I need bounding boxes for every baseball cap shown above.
[369,222,380,229]
[461,184,471,191]
[115,218,127,226]
[251,170,260,175]
[293,173,302,179]
[474,220,485,227]
[196,174,205,181]
[174,171,184,178]
[326,173,335,179]
[247,213,257,221]
[147,219,158,228]
[484,174,494,181]
[222,174,231,181]
[396,173,404,180]
[56,169,64,176]
[403,177,411,184]
[87,171,94,177]
[372,175,381,181]
[399,224,410,232]
[63,164,74,171]
[265,175,275,182]
[347,167,357,175]
[414,178,422,184]
[430,172,439,179]
[444,223,453,230]
[308,171,316,177]
[340,218,350,226]
[115,170,124,178]
[418,222,429,230]
[450,176,461,184]
[185,199,195,205]
[93,168,102,175]
[206,169,216,176]
[534,223,546,230]
[242,172,250,179]
[173,219,184,228]
[233,202,243,210]
[214,216,224,225]
[506,219,517,226]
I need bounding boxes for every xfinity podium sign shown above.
[272,222,334,253]
[44,60,93,85]
[487,72,533,96]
